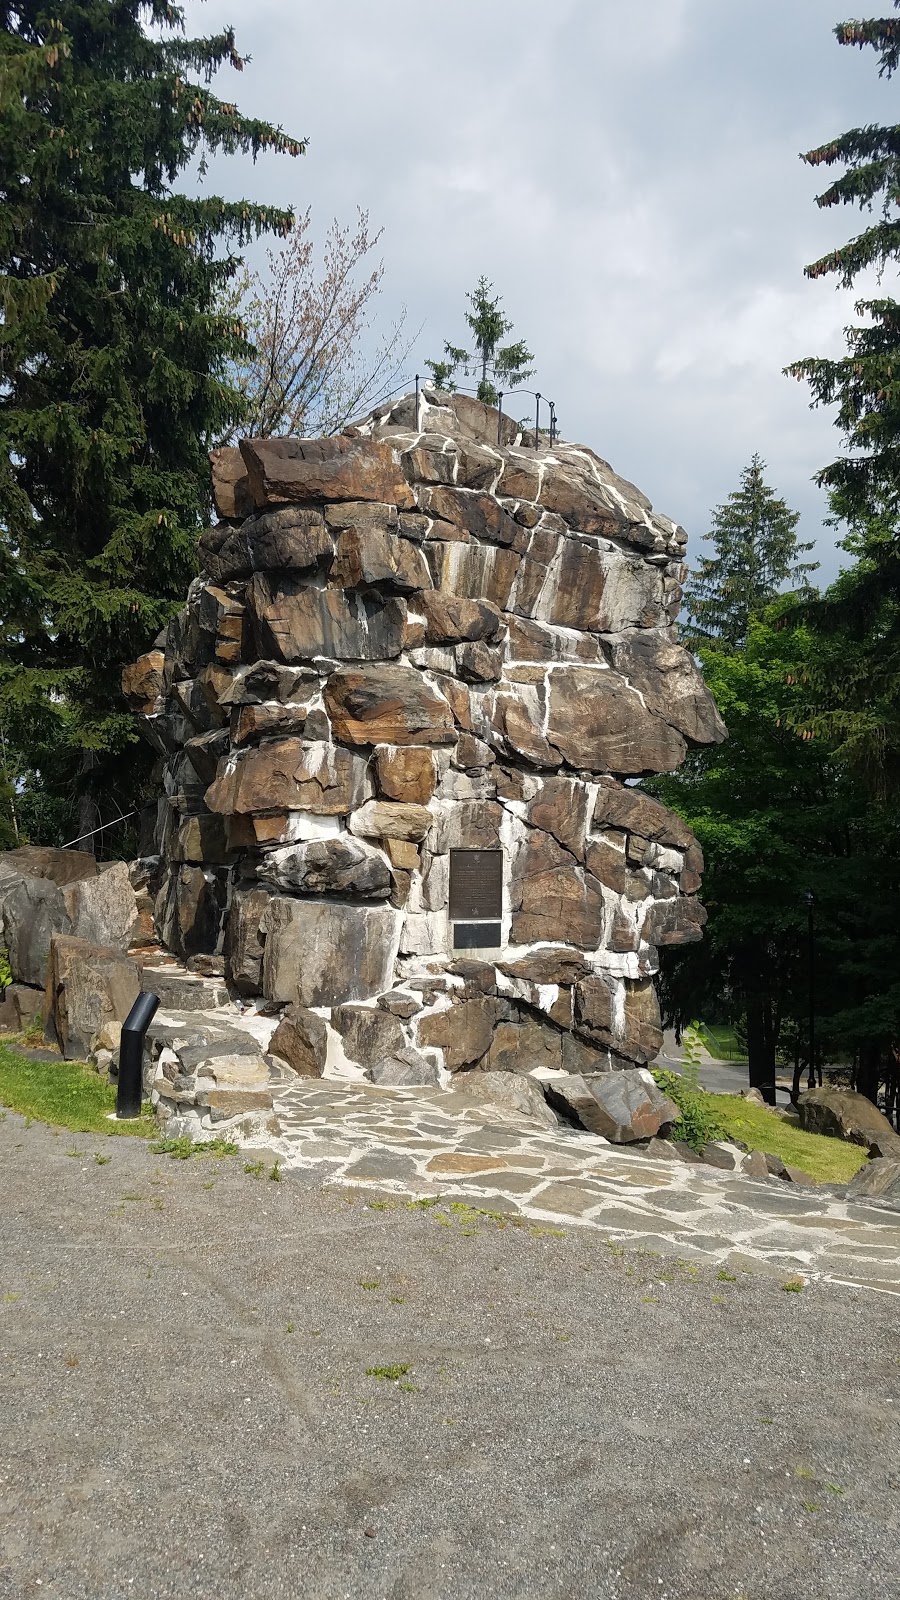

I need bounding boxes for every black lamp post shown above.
[802,889,817,1091]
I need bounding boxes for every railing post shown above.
[116,991,160,1119]
[534,392,541,449]
[497,393,504,445]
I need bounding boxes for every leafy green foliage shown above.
[684,455,816,648]
[148,1134,238,1159]
[654,601,900,1090]
[426,277,534,406]
[0,2,304,844]
[651,1069,725,1151]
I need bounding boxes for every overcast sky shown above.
[184,0,896,583]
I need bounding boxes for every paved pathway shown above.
[3,1108,899,1600]
[270,1080,900,1294]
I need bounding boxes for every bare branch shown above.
[219,210,415,442]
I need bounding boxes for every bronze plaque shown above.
[449,849,503,921]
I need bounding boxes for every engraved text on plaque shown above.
[449,849,503,922]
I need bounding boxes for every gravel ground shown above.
[1,1109,898,1600]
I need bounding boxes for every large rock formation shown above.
[0,846,138,992]
[125,390,724,1083]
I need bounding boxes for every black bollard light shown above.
[116,991,160,1119]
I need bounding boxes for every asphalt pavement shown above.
[1,1108,899,1600]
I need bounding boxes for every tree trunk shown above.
[746,995,777,1104]
[76,752,100,855]
[857,1041,881,1107]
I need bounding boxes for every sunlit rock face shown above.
[126,390,725,1082]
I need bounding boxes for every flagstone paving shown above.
[268,1078,900,1294]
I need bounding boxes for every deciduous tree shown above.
[223,209,414,442]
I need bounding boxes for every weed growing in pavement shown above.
[366,1363,411,1381]
[359,1280,381,1291]
[94,1153,111,1165]
[244,1160,265,1178]
[149,1135,237,1160]
[717,1269,738,1282]
[269,1161,281,1181]
[782,1277,805,1293]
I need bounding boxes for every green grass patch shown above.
[713,1099,867,1184]
[653,1067,868,1182]
[0,1044,154,1138]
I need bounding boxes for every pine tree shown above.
[426,277,534,406]
[782,5,900,792]
[684,456,816,648]
[786,3,900,522]
[0,2,304,847]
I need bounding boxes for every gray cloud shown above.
[185,0,895,581]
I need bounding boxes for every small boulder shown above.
[256,837,392,899]
[0,845,98,886]
[44,935,141,1060]
[645,1136,688,1163]
[700,1141,744,1172]
[545,1068,678,1143]
[268,1004,328,1078]
[798,1086,900,1160]
[369,1050,441,1087]
[740,1149,770,1179]
[453,1069,559,1129]
[0,983,43,1032]
[847,1158,900,1208]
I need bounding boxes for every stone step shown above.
[140,966,231,1012]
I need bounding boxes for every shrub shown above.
[652,1067,726,1152]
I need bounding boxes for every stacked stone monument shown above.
[124,389,725,1095]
